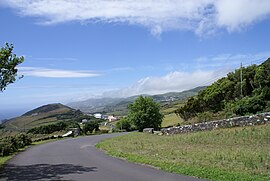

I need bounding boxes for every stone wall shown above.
[161,112,270,135]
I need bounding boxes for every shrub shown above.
[83,121,100,134]
[0,133,32,157]
[27,119,81,135]
[115,118,135,131]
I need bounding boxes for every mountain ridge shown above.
[68,86,206,114]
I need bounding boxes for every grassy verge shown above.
[97,124,270,181]
[0,156,12,167]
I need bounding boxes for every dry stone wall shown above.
[161,112,270,135]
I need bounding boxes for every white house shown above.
[108,115,118,122]
[94,113,103,119]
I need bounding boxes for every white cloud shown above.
[215,0,270,31]
[195,51,270,69]
[2,0,270,36]
[103,70,228,97]
[18,67,101,78]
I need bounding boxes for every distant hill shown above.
[3,103,83,131]
[68,86,206,115]
[22,103,72,116]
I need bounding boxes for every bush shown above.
[116,118,134,131]
[83,121,100,134]
[0,133,32,157]
[229,95,266,116]
[27,121,80,134]
[197,112,212,123]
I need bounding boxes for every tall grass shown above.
[97,124,270,181]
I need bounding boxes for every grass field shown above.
[97,124,270,181]
[162,113,182,127]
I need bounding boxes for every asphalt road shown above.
[0,133,206,181]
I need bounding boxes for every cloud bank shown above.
[19,67,101,78]
[2,0,270,36]
[103,70,228,97]
[102,51,270,98]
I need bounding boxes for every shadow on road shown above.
[0,163,97,181]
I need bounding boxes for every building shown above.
[81,119,88,123]
[94,113,103,119]
[108,115,118,122]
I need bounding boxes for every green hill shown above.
[22,103,72,116]
[3,103,83,131]
[176,58,270,122]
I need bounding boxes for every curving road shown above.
[0,133,205,181]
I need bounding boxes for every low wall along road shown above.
[161,112,270,135]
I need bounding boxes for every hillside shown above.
[176,58,270,121]
[3,103,83,131]
[22,103,72,116]
[97,124,270,181]
[68,86,206,115]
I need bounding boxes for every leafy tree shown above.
[128,96,164,131]
[83,121,99,134]
[0,43,24,91]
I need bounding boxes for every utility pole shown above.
[240,62,243,98]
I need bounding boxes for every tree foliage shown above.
[127,96,164,131]
[83,121,99,134]
[0,43,24,91]
[0,133,32,157]
[175,58,270,120]
[27,121,80,134]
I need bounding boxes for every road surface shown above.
[0,133,206,181]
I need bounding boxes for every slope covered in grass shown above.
[3,103,82,131]
[97,124,270,181]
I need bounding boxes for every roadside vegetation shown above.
[97,124,270,181]
[176,58,270,122]
[0,133,66,167]
[27,121,80,134]
[0,133,31,157]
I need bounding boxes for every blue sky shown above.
[1,0,270,119]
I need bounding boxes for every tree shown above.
[83,121,99,134]
[128,96,164,131]
[0,43,24,91]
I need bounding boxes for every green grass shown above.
[97,124,270,181]
[161,113,182,127]
[0,155,12,168]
